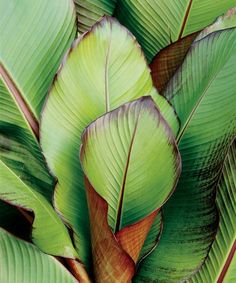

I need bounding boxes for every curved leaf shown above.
[188,140,236,283]
[80,97,180,232]
[0,229,77,283]
[81,97,181,282]
[135,10,236,282]
[74,0,117,33]
[0,77,77,258]
[138,211,163,263]
[41,16,179,265]
[115,0,236,61]
[85,177,135,283]
[0,0,76,118]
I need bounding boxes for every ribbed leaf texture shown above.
[0,229,77,283]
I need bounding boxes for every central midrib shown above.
[178,0,193,40]
[104,23,112,112]
[115,110,141,233]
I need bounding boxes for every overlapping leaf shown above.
[41,16,179,265]
[151,7,236,94]
[74,0,117,33]
[0,77,77,258]
[0,229,77,283]
[80,97,181,282]
[0,0,76,118]
[116,0,236,61]
[135,9,236,282]
[188,140,236,283]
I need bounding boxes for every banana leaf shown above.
[80,97,181,282]
[41,16,179,266]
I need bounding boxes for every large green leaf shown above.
[0,229,77,283]
[188,140,236,283]
[81,97,180,232]
[41,16,179,265]
[0,77,77,258]
[135,11,236,282]
[81,97,181,282]
[115,0,236,61]
[74,0,117,33]
[0,0,76,118]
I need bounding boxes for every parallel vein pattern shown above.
[74,0,117,33]
[0,229,77,283]
[189,141,236,283]
[116,0,236,61]
[135,18,236,283]
[0,0,76,118]
[41,16,179,265]
[0,78,77,258]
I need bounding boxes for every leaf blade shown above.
[0,228,77,283]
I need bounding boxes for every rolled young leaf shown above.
[80,97,181,282]
[85,177,135,283]
[0,0,76,118]
[188,140,236,283]
[150,32,198,94]
[74,0,117,33]
[41,16,179,265]
[135,8,236,282]
[115,0,236,62]
[0,228,77,283]
[0,77,77,258]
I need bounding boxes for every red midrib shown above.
[115,112,140,233]
[0,64,39,139]
[178,0,193,40]
[217,240,236,283]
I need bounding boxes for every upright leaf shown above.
[116,0,236,61]
[74,0,117,33]
[0,0,76,118]
[0,77,77,258]
[41,16,179,265]
[80,97,181,282]
[188,141,236,283]
[0,229,77,283]
[135,9,236,282]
